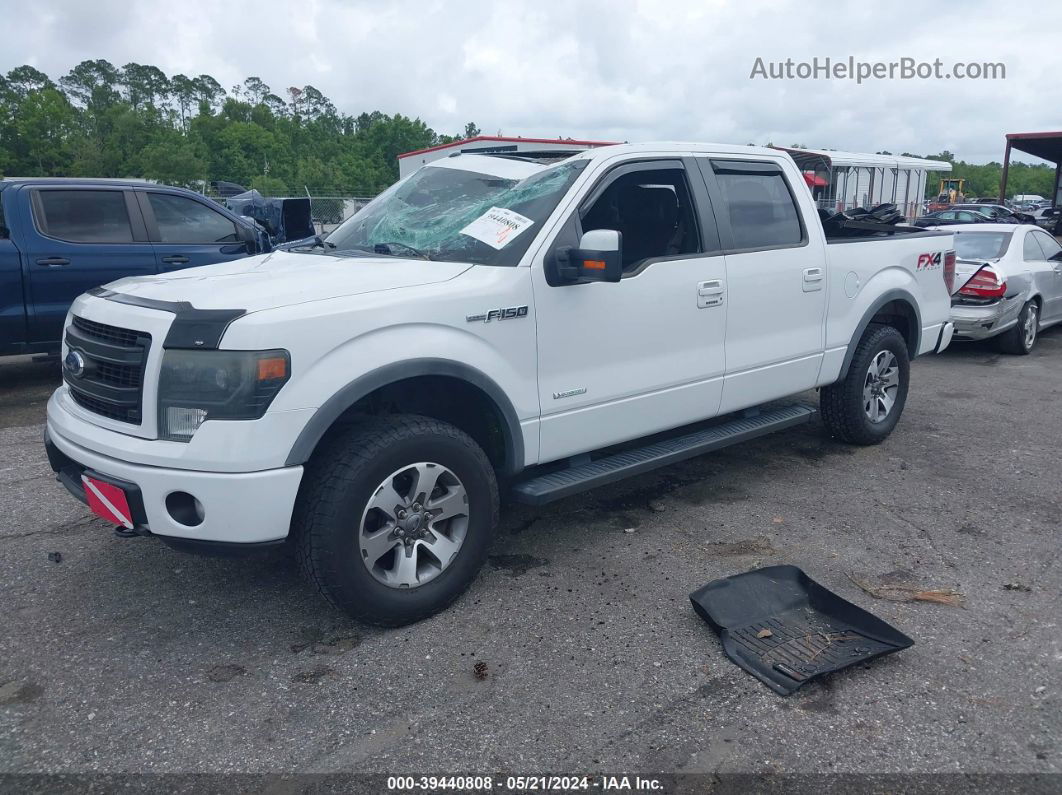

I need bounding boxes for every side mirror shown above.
[236,217,264,253]
[555,229,623,284]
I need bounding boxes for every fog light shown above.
[166,491,205,527]
[165,407,207,440]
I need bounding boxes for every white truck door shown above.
[695,158,828,413]
[532,158,728,463]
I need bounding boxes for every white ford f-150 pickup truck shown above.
[45,143,956,625]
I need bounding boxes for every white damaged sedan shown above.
[944,223,1062,354]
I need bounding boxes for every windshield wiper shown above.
[372,241,431,260]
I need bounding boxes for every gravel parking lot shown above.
[0,336,1059,780]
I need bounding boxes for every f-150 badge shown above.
[466,306,529,323]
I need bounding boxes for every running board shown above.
[511,404,817,506]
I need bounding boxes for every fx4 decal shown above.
[466,305,529,323]
[917,252,942,271]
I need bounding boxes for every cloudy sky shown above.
[3,0,1056,163]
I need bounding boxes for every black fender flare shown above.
[284,358,525,475]
[839,289,922,379]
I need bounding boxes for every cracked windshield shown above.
[322,159,586,265]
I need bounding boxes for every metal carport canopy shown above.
[1004,131,1062,163]
[772,146,952,171]
[999,131,1062,205]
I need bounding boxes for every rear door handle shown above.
[802,267,824,292]
[36,257,70,267]
[697,279,725,308]
[161,255,190,264]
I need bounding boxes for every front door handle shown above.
[697,279,725,308]
[36,257,70,267]
[161,255,190,264]
[802,267,824,292]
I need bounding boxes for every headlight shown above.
[157,349,290,442]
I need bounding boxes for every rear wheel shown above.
[997,300,1038,355]
[820,325,910,445]
[292,415,499,626]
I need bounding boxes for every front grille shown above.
[65,316,151,425]
[70,390,139,422]
[94,360,142,388]
[72,315,141,347]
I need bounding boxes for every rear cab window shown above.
[703,160,805,250]
[34,190,134,243]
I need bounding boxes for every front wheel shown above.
[292,415,499,626]
[820,325,910,445]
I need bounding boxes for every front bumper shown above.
[46,424,303,545]
[950,295,1023,341]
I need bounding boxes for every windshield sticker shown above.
[459,207,534,249]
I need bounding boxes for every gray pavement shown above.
[0,337,1059,776]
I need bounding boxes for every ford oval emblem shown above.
[64,350,86,378]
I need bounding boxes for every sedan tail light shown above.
[957,265,1006,299]
[943,249,956,293]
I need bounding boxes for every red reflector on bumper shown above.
[82,474,134,529]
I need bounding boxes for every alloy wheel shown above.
[358,462,469,589]
[862,350,900,423]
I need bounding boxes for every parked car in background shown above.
[951,203,1034,224]
[1027,206,1058,228]
[913,209,994,227]
[0,178,269,358]
[44,143,956,625]
[945,224,1062,354]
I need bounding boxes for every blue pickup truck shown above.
[0,178,268,358]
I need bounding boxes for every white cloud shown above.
[2,0,1056,163]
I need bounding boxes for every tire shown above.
[996,300,1038,355]
[820,325,910,445]
[292,414,499,626]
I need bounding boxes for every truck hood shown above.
[101,251,473,312]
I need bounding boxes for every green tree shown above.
[17,88,76,174]
[121,62,170,111]
[140,133,209,187]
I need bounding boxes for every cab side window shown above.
[36,190,134,243]
[148,193,239,243]
[708,161,803,250]
[580,168,701,271]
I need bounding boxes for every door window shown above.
[580,168,701,271]
[709,162,804,249]
[36,190,134,243]
[148,193,239,243]
[1033,230,1062,261]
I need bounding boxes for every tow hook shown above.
[113,525,152,539]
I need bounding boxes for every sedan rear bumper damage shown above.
[949,294,1023,341]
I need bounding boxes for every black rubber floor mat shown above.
[690,565,914,695]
